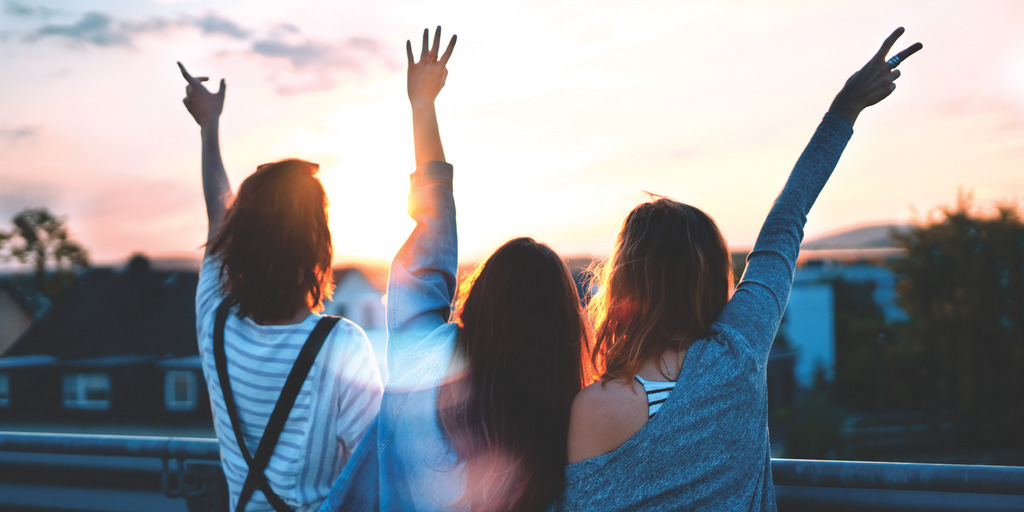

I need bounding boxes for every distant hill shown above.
[801,224,911,251]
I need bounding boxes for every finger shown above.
[406,39,414,65]
[197,77,209,83]
[439,34,457,65]
[893,42,923,64]
[420,28,429,60]
[873,27,905,62]
[431,26,441,57]
[177,61,198,86]
[889,69,901,82]
[217,78,226,97]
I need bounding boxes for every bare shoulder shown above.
[567,377,649,464]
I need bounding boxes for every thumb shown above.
[217,78,226,97]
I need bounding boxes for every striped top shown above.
[634,375,678,419]
[196,256,383,512]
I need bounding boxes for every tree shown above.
[891,194,1024,449]
[831,279,898,412]
[0,207,89,298]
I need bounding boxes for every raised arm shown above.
[718,28,922,362]
[178,61,232,250]
[386,27,459,354]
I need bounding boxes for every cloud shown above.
[18,9,390,94]
[0,126,39,144]
[4,1,58,19]
[26,10,249,48]
[252,38,337,68]
[250,33,393,94]
[32,11,130,47]
[252,35,385,70]
[188,12,250,39]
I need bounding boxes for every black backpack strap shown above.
[213,299,341,512]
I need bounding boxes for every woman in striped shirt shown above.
[179,62,383,512]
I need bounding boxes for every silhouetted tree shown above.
[891,194,1024,448]
[0,207,89,298]
[831,279,897,411]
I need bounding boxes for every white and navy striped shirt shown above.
[196,256,383,512]
[635,375,677,419]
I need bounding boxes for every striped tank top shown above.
[635,375,677,419]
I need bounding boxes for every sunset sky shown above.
[1,0,1022,267]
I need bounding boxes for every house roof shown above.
[333,264,389,292]
[4,256,199,360]
[0,279,46,318]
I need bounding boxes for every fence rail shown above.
[2,432,1023,511]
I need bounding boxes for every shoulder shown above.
[567,377,649,464]
[323,317,383,388]
[195,256,225,314]
[324,317,376,361]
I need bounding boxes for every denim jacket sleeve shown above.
[385,161,458,375]
[715,113,853,368]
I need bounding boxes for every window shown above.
[62,373,111,411]
[0,373,9,408]
[164,370,197,412]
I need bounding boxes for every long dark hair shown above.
[438,237,590,511]
[589,197,732,381]
[209,159,334,324]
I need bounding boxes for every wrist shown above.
[827,99,860,127]
[409,99,437,111]
[200,119,220,136]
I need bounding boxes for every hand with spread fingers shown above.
[828,27,923,125]
[407,26,457,108]
[178,61,226,129]
[407,26,457,167]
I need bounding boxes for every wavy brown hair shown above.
[438,237,591,512]
[589,197,732,381]
[209,159,334,324]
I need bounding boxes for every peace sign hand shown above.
[828,27,922,125]
[177,61,226,128]
[407,26,457,108]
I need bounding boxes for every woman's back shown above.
[563,328,773,511]
[196,256,383,511]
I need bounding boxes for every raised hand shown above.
[178,61,226,129]
[407,26,456,108]
[828,27,922,125]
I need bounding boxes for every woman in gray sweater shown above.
[561,28,922,511]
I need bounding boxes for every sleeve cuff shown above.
[822,112,854,135]
[410,161,453,188]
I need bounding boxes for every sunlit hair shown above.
[438,237,592,512]
[589,197,733,381]
[209,159,334,324]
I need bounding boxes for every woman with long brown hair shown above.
[321,27,590,512]
[561,28,922,511]
[180,63,383,512]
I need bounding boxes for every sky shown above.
[1,0,1022,267]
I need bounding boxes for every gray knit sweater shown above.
[557,113,853,512]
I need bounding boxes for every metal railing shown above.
[773,459,1024,511]
[0,432,225,512]
[1,431,1023,511]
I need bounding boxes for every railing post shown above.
[182,460,229,512]
[160,456,228,512]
